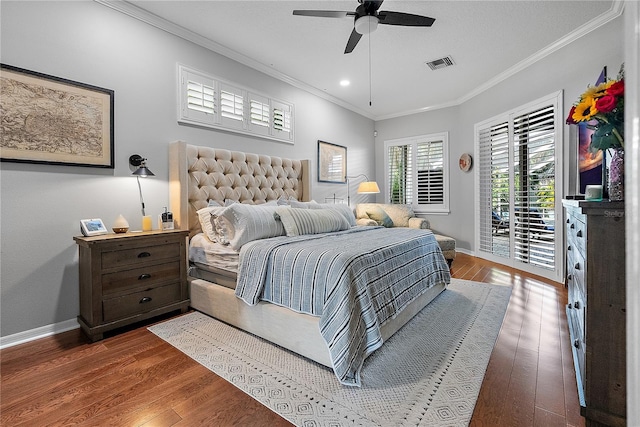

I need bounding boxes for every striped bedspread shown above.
[235,226,451,386]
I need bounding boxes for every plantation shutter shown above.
[416,140,444,204]
[478,121,510,256]
[180,70,216,125]
[475,91,561,281]
[248,93,270,136]
[272,100,293,141]
[513,104,556,269]
[388,144,412,204]
[220,83,245,130]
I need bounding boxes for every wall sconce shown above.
[347,174,380,206]
[130,154,155,231]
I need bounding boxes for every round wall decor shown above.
[459,153,472,172]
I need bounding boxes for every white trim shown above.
[95,0,375,120]
[0,319,79,349]
[96,0,623,122]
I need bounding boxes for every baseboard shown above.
[0,318,79,350]
[456,248,473,256]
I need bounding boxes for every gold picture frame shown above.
[0,64,114,168]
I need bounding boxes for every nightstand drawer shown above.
[103,283,181,322]
[102,242,181,270]
[102,261,181,295]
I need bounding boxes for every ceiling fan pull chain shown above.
[369,31,372,107]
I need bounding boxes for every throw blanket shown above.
[235,227,451,386]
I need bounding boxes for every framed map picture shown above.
[0,64,114,168]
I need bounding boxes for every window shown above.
[178,65,294,143]
[475,91,563,282]
[384,132,449,213]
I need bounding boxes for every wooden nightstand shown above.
[74,229,190,341]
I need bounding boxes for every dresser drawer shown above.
[103,282,182,322]
[102,261,181,295]
[101,242,181,270]
[567,216,586,256]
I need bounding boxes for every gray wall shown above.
[374,16,624,252]
[0,1,374,338]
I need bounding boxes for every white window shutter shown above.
[248,92,270,136]
[179,68,216,125]
[219,83,245,130]
[272,100,293,141]
[385,132,448,212]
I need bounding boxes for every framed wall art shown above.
[318,140,347,183]
[0,64,114,168]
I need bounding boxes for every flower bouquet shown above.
[566,65,624,152]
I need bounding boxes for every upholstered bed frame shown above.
[169,141,445,368]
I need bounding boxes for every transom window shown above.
[178,65,294,144]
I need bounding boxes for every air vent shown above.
[426,56,454,71]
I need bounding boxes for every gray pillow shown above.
[217,204,286,250]
[274,207,350,237]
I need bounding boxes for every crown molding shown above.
[96,0,623,122]
[94,0,375,120]
[378,0,625,120]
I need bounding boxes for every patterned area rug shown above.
[149,279,511,426]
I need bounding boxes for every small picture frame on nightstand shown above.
[80,218,108,236]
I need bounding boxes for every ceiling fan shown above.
[293,0,435,54]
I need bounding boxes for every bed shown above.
[169,141,451,386]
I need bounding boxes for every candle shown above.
[142,215,153,231]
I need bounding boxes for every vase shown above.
[608,147,624,201]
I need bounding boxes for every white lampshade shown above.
[357,181,380,194]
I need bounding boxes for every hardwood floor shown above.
[1,253,584,427]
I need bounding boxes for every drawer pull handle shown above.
[574,301,581,309]
[574,339,580,349]
[567,245,572,251]
[574,263,580,270]
[576,230,582,238]
[138,252,151,258]
[570,223,575,229]
[138,273,152,280]
[567,274,572,281]
[566,219,570,223]
[139,297,152,304]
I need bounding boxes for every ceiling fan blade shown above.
[362,0,384,14]
[344,28,363,54]
[377,11,435,26]
[293,10,353,18]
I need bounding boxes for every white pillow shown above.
[196,206,226,242]
[274,207,350,237]
[311,203,357,227]
[217,204,286,250]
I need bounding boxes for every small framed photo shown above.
[80,218,108,236]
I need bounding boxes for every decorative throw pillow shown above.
[310,203,357,227]
[274,207,350,237]
[366,206,394,228]
[217,203,286,250]
[196,205,226,242]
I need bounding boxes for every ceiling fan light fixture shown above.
[354,15,379,34]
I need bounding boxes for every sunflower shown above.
[572,98,597,122]
[582,81,613,100]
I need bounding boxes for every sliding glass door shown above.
[475,92,563,282]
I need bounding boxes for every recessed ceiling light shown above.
[340,80,350,87]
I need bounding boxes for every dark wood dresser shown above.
[74,229,190,341]
[562,199,626,427]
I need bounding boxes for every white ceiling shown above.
[113,0,619,120]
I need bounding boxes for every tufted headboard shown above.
[169,141,311,237]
